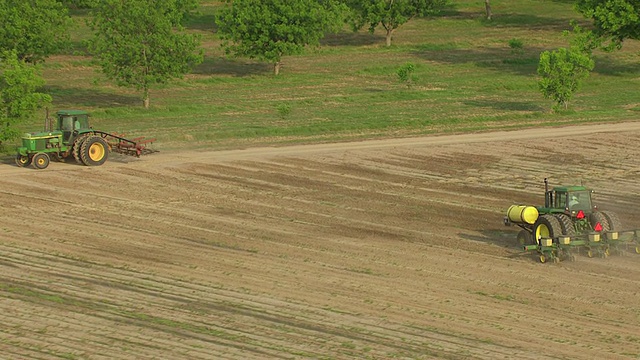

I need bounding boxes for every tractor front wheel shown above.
[15,154,31,167]
[32,153,50,170]
[80,136,109,166]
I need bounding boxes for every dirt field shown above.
[2,122,640,360]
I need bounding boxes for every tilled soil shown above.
[2,122,640,359]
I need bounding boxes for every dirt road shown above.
[2,122,640,359]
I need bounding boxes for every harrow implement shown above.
[97,131,158,157]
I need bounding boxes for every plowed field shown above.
[2,123,640,359]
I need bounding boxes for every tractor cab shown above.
[544,182,594,217]
[56,110,90,143]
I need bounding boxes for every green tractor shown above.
[505,178,621,245]
[15,110,155,169]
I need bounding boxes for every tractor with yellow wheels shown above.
[15,110,156,170]
[504,178,640,263]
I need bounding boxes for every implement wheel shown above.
[636,246,640,254]
[15,154,31,167]
[586,249,594,258]
[32,153,50,170]
[80,136,109,166]
[539,254,547,263]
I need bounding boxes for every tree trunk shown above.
[385,29,393,47]
[143,88,150,109]
[274,61,281,76]
[485,0,492,20]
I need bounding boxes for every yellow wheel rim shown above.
[37,158,46,166]
[536,224,550,244]
[18,157,28,165]
[636,246,640,254]
[539,254,546,263]
[587,250,593,258]
[89,142,105,162]
[604,247,610,256]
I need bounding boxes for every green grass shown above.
[5,0,640,153]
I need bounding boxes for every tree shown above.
[343,0,447,47]
[216,0,346,76]
[0,51,51,146]
[576,0,640,50]
[537,47,594,111]
[0,0,71,63]
[88,0,202,108]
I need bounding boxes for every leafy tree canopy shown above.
[0,0,71,63]
[576,0,640,50]
[0,51,51,145]
[537,47,594,111]
[343,0,447,46]
[216,0,346,75]
[89,0,202,108]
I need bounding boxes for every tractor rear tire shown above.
[80,136,109,166]
[15,154,31,167]
[73,134,89,164]
[32,153,50,170]
[589,212,610,232]
[600,211,622,231]
[533,214,562,245]
[554,214,576,237]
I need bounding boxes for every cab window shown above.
[61,116,74,131]
[556,192,567,208]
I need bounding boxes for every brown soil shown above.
[2,122,640,359]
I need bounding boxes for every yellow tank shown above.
[506,205,539,225]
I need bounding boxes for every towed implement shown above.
[15,110,157,169]
[504,178,640,263]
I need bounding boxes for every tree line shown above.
[1,0,639,145]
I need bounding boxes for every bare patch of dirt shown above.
[2,122,640,359]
